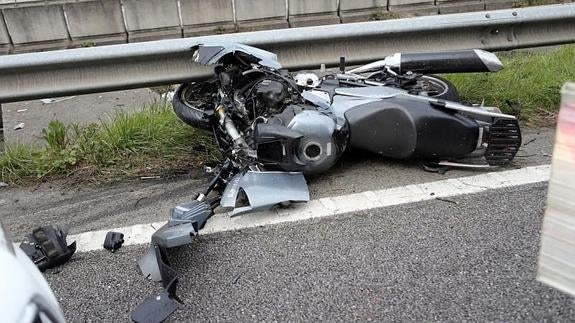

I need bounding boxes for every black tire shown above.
[172,83,212,130]
[418,75,460,102]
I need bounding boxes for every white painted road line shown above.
[69,164,551,253]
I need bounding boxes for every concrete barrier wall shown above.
[389,0,437,15]
[122,0,181,42]
[63,0,126,46]
[0,0,572,53]
[0,11,10,54]
[235,0,288,31]
[179,0,234,36]
[339,0,387,23]
[437,0,484,14]
[2,4,70,51]
[484,0,515,10]
[288,0,340,27]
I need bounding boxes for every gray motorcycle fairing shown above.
[330,95,380,119]
[334,85,402,99]
[192,43,282,70]
[221,171,310,216]
[138,245,163,282]
[329,85,516,120]
[287,110,342,175]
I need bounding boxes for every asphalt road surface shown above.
[41,183,575,322]
[1,97,572,321]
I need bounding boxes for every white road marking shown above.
[69,164,551,253]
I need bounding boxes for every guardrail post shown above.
[0,103,4,153]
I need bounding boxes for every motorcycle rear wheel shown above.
[412,75,460,102]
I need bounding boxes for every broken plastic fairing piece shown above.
[192,43,282,69]
[138,199,213,282]
[132,245,182,323]
[131,290,177,323]
[19,225,76,271]
[152,200,213,248]
[103,231,124,252]
[138,161,232,282]
[220,171,310,216]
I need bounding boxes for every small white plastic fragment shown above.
[40,96,76,104]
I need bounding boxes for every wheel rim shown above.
[417,76,449,97]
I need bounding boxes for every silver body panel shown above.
[221,171,309,216]
[193,42,282,70]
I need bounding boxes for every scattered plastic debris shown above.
[131,291,177,323]
[40,96,76,104]
[435,197,459,205]
[13,122,24,130]
[0,182,8,188]
[163,91,176,102]
[140,176,161,180]
[133,246,181,323]
[19,225,76,272]
[103,231,125,252]
[16,109,28,113]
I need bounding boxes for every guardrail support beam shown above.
[0,104,4,153]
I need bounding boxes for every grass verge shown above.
[0,100,219,184]
[443,45,575,124]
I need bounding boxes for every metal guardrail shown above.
[0,4,574,104]
[0,4,574,150]
[0,0,520,54]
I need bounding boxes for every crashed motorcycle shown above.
[133,43,521,320]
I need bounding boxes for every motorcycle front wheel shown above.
[172,83,213,130]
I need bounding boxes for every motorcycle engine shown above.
[251,97,347,175]
[253,79,289,114]
[229,72,347,175]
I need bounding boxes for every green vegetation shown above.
[0,101,218,183]
[215,26,227,34]
[443,45,575,124]
[370,9,401,21]
[80,40,96,48]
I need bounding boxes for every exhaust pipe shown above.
[348,49,502,75]
[393,49,503,74]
